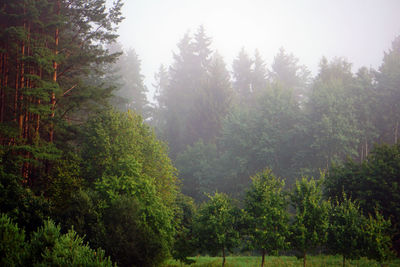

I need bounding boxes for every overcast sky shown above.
[115,0,400,92]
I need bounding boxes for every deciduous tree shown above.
[290,177,329,267]
[244,169,289,267]
[194,192,240,267]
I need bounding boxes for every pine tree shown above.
[113,48,150,118]
[232,48,253,104]
[0,0,123,186]
[375,35,400,144]
[155,27,215,158]
[189,52,232,144]
[251,49,268,95]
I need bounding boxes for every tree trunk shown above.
[261,249,266,267]
[49,0,60,143]
[18,40,25,137]
[395,120,399,144]
[303,251,306,267]
[222,246,226,267]
[0,51,7,124]
[14,49,19,122]
[18,4,27,137]
[35,67,43,138]
[343,255,346,267]
[0,52,3,123]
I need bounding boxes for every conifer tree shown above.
[232,48,253,104]
[251,49,268,95]
[375,35,400,144]
[0,0,123,186]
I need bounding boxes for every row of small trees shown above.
[175,169,393,267]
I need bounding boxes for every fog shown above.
[116,0,400,91]
[2,1,400,263]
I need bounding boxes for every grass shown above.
[162,255,400,267]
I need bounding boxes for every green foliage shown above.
[325,143,400,254]
[153,26,232,158]
[176,140,221,202]
[0,214,114,267]
[29,219,114,266]
[0,158,50,234]
[244,169,289,258]
[82,110,177,266]
[52,109,179,266]
[290,177,329,265]
[82,109,178,205]
[219,81,304,194]
[48,152,83,213]
[305,58,361,170]
[100,194,173,267]
[110,46,150,118]
[375,35,400,144]
[327,194,366,265]
[55,189,103,247]
[189,52,233,144]
[270,47,310,101]
[363,211,394,263]
[171,194,197,265]
[232,48,253,103]
[0,0,124,192]
[194,192,241,266]
[0,214,26,266]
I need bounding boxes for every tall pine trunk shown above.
[0,51,7,123]
[18,40,25,137]
[14,49,19,123]
[50,0,60,143]
[0,53,3,123]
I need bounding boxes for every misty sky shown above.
[115,0,400,92]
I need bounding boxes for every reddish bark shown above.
[49,0,60,143]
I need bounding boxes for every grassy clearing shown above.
[162,255,400,267]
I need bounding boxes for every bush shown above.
[0,213,26,266]
[0,213,114,267]
[28,219,114,266]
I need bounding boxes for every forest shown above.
[0,1,399,267]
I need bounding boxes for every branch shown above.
[63,83,78,96]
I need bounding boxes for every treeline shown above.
[150,26,400,202]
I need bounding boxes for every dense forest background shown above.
[150,26,400,201]
[0,1,399,267]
